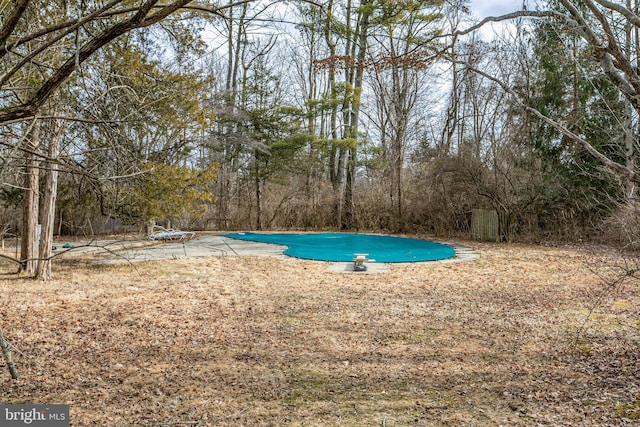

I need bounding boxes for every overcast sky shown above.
[467,0,529,18]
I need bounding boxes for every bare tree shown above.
[368,2,441,231]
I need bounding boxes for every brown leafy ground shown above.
[0,241,639,426]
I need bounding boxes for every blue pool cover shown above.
[223,232,456,263]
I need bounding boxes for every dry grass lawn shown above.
[0,241,639,426]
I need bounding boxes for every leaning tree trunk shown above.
[0,327,18,380]
[20,120,40,275]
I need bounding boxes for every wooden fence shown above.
[470,209,500,242]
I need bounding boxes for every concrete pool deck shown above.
[54,233,479,270]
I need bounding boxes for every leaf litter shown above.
[0,242,638,425]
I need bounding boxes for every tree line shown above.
[1,0,640,279]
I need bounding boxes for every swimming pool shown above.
[223,232,456,263]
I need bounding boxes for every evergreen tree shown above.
[522,7,627,236]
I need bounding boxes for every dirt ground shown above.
[0,240,639,426]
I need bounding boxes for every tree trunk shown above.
[625,0,636,200]
[255,161,262,231]
[341,0,372,230]
[20,121,40,275]
[323,0,345,229]
[342,148,356,229]
[37,122,63,280]
[0,327,18,380]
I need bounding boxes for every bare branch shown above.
[1,240,144,274]
[0,0,125,85]
[594,0,640,27]
[0,0,194,125]
[448,58,640,184]
[452,10,559,38]
[558,0,640,109]
[0,0,124,61]
[0,0,29,49]
[557,0,606,48]
[0,115,39,177]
